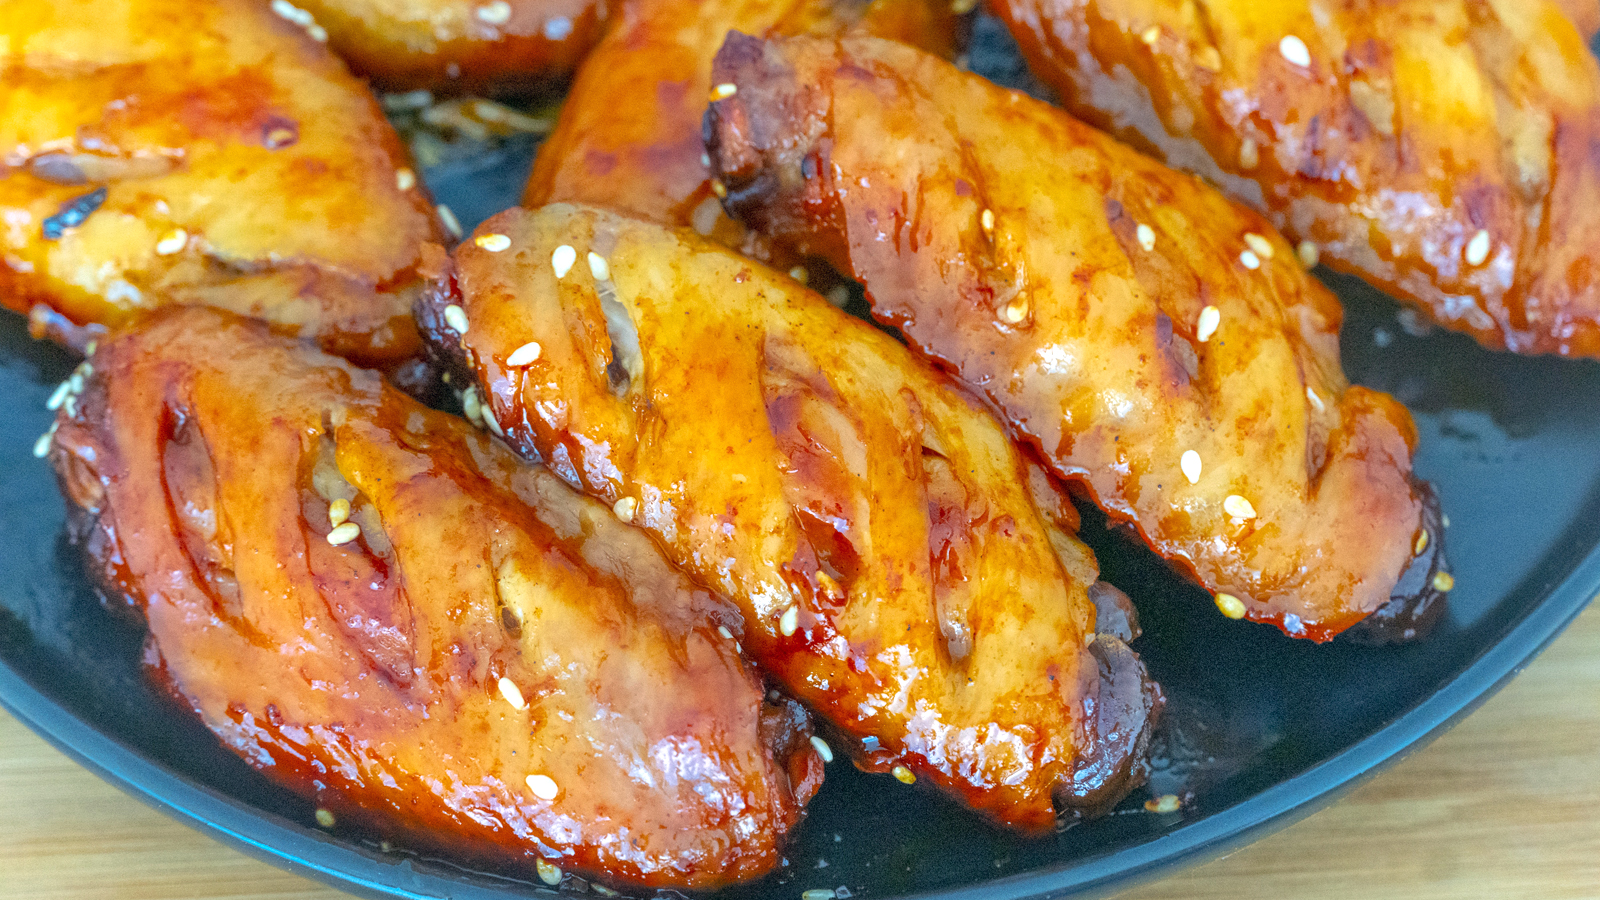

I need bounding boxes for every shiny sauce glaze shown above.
[47,306,821,890]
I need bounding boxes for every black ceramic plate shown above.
[7,20,1600,900]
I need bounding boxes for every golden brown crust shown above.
[419,203,1162,831]
[0,0,442,368]
[48,306,820,889]
[990,0,1600,357]
[705,33,1447,641]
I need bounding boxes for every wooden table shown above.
[5,605,1600,900]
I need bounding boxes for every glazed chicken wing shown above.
[284,0,605,94]
[705,34,1448,641]
[0,0,442,370]
[989,0,1600,357]
[418,203,1161,831]
[46,306,821,889]
[522,0,959,249]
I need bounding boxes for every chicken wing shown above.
[0,0,443,371]
[417,203,1161,831]
[988,0,1600,357]
[705,33,1448,642]
[285,0,605,95]
[46,305,821,889]
[521,0,959,250]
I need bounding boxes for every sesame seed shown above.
[1140,25,1160,46]
[1084,631,1097,647]
[788,265,809,284]
[1415,530,1430,554]
[506,342,542,366]
[1296,240,1320,269]
[1136,223,1155,252]
[700,153,711,168]
[1214,592,1247,619]
[825,286,850,308]
[891,765,916,784]
[709,82,738,101]
[437,205,463,239]
[1279,34,1311,68]
[84,340,97,356]
[526,773,559,800]
[779,604,799,636]
[1239,138,1259,170]
[461,386,484,427]
[587,251,610,281]
[1223,494,1257,519]
[535,858,562,886]
[717,625,734,640]
[593,886,619,898]
[46,380,71,411]
[1243,233,1274,259]
[1002,295,1029,324]
[1180,450,1202,484]
[443,304,469,334]
[950,0,976,12]
[612,496,637,522]
[1196,45,1222,71]
[475,0,512,24]
[815,570,843,601]
[395,168,415,191]
[1306,386,1326,412]
[1433,571,1455,592]
[980,208,995,234]
[1196,305,1220,342]
[328,498,351,527]
[802,890,837,900]
[327,522,361,545]
[1239,249,1261,270]
[498,676,527,710]
[710,179,728,199]
[1465,229,1491,266]
[1145,794,1181,814]
[810,735,834,763]
[156,228,187,255]
[551,244,576,278]
[475,233,511,252]
[32,431,52,459]
[314,808,336,828]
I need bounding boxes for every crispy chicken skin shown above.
[288,0,605,95]
[47,306,822,889]
[0,0,442,368]
[989,0,1600,357]
[418,204,1161,831]
[704,34,1448,642]
[522,0,959,249]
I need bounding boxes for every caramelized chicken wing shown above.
[521,0,959,250]
[705,34,1447,642]
[0,0,442,369]
[989,0,1600,357]
[286,0,605,94]
[417,203,1161,831]
[46,306,821,889]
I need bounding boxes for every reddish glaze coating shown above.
[48,307,821,889]
[705,34,1448,641]
[290,0,605,95]
[989,0,1600,357]
[522,0,960,250]
[420,204,1162,831]
[0,0,442,369]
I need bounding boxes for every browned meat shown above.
[0,0,443,370]
[989,0,1600,357]
[704,33,1448,642]
[418,203,1161,831]
[46,306,822,890]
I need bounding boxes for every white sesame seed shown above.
[1239,138,1259,170]
[506,342,542,366]
[1084,631,1097,647]
[613,496,637,522]
[825,286,850,308]
[1279,34,1311,68]
[46,380,71,411]
[1214,592,1247,619]
[551,244,576,278]
[32,431,52,459]
[815,570,843,601]
[980,208,995,234]
[1145,794,1181,813]
[700,153,711,168]
[1239,249,1261,270]
[891,765,916,784]
[1306,386,1325,412]
[307,23,327,41]
[328,498,351,527]
[475,0,512,24]
[437,204,463,239]
[395,168,415,191]
[593,886,618,898]
[443,304,470,334]
[474,233,511,252]
[1196,305,1221,342]
[1002,295,1029,324]
[788,265,809,284]
[810,735,834,763]
[1296,240,1320,269]
[1433,571,1455,592]
[1243,232,1274,259]
[1140,25,1160,46]
[717,625,734,640]
[709,82,738,101]
[84,340,97,357]
[314,808,336,828]
[155,228,187,256]
[1223,494,1257,519]
[950,0,976,12]
[587,251,610,281]
[1415,530,1430,554]
[535,858,562,886]
[526,773,559,800]
[1136,223,1156,252]
[327,522,362,545]
[498,676,527,709]
[461,386,484,427]
[710,179,728,199]
[1465,229,1491,266]
[779,604,799,636]
[802,890,837,900]
[1180,450,1202,484]
[483,407,504,437]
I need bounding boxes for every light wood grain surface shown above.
[5,604,1600,900]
